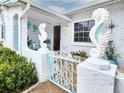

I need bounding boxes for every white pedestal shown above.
[22,48,48,82]
[114,74,124,93]
[77,58,117,93]
[34,52,48,82]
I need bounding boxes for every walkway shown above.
[28,81,67,93]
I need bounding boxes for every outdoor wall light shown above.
[64,25,69,32]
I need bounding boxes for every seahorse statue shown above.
[90,8,111,58]
[38,23,48,51]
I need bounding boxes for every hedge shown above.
[0,45,37,93]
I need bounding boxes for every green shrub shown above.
[104,41,119,61]
[0,46,37,93]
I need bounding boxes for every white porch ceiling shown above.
[27,9,62,24]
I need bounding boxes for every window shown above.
[74,20,95,43]
[13,14,19,51]
[0,14,5,40]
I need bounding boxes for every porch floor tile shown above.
[29,81,67,93]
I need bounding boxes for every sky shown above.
[32,0,99,14]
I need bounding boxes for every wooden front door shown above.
[53,25,61,51]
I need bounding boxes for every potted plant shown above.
[104,41,119,65]
[104,41,124,77]
[71,50,88,61]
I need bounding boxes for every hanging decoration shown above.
[27,21,38,32]
[108,19,117,33]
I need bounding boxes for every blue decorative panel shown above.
[48,51,80,93]
[27,21,38,32]
[27,21,31,29]
[13,14,18,51]
[32,24,38,32]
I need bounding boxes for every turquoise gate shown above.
[48,51,80,93]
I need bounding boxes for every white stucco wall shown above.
[61,0,124,67]
[2,5,23,51]
[77,60,117,93]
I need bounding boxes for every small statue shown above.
[90,8,111,58]
[38,23,49,51]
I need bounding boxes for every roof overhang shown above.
[0,0,18,5]
[64,0,120,16]
[0,0,72,22]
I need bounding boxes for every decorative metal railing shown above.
[48,51,80,93]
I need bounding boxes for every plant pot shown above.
[108,60,117,65]
[117,67,124,77]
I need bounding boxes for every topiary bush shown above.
[0,45,38,93]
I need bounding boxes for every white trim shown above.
[71,18,95,47]
[73,18,94,23]
[72,42,95,47]
[64,0,118,15]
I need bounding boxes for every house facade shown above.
[0,0,124,67]
[61,0,124,67]
[0,0,71,52]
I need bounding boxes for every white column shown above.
[77,58,117,93]
[34,51,48,82]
